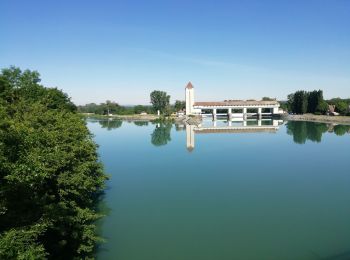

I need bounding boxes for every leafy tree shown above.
[335,100,348,115]
[294,91,308,114]
[307,90,324,114]
[0,67,107,259]
[288,90,326,115]
[45,87,77,112]
[262,97,275,101]
[174,100,186,111]
[134,105,147,114]
[316,100,329,115]
[150,90,170,114]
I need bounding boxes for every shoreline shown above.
[284,114,350,125]
[80,113,160,121]
[81,113,350,125]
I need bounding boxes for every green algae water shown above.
[89,119,350,260]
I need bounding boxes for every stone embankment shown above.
[175,115,202,126]
[285,114,350,125]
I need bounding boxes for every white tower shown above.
[185,82,194,115]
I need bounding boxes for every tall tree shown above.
[150,90,170,114]
[174,100,186,111]
[293,91,308,114]
[307,90,324,113]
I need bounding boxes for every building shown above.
[185,82,282,119]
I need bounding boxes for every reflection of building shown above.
[185,82,282,118]
[186,119,281,151]
[186,125,195,152]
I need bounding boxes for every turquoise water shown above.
[89,119,350,260]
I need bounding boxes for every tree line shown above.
[78,101,154,115]
[0,66,107,259]
[286,90,350,115]
[78,90,186,116]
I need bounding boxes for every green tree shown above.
[307,90,324,114]
[294,91,308,114]
[174,100,186,111]
[288,91,311,114]
[262,97,276,101]
[150,90,170,114]
[316,100,329,115]
[335,100,348,115]
[0,67,107,259]
[134,105,147,114]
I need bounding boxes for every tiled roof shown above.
[186,82,194,89]
[194,100,279,107]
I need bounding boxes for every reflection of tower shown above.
[185,82,194,115]
[186,124,195,152]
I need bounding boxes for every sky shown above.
[1,0,350,105]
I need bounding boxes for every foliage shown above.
[307,90,324,114]
[78,102,153,115]
[287,90,326,115]
[150,90,170,114]
[327,98,349,115]
[262,97,276,101]
[174,100,186,111]
[0,66,107,259]
[315,100,329,115]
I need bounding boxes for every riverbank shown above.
[174,115,202,126]
[80,113,160,121]
[285,114,350,125]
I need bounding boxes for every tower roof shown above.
[186,82,193,89]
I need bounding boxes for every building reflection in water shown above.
[185,119,282,152]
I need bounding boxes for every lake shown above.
[89,118,350,260]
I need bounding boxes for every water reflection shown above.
[286,121,350,144]
[334,124,350,136]
[186,119,281,151]
[99,119,123,130]
[151,123,172,146]
[134,121,149,127]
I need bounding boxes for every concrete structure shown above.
[185,82,282,119]
[185,82,201,115]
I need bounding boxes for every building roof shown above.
[186,82,194,89]
[194,100,279,107]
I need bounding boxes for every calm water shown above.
[89,119,350,260]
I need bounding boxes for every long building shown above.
[185,82,282,119]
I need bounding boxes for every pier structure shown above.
[185,82,282,119]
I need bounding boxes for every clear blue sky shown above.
[1,0,350,105]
